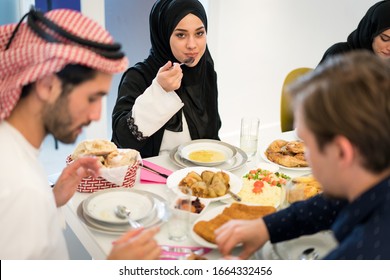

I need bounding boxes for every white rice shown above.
[238,178,283,207]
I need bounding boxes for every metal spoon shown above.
[115,205,141,229]
[228,190,242,202]
[299,247,319,260]
[180,57,195,66]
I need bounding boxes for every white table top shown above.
[60,149,307,260]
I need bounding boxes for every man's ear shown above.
[333,135,355,168]
[34,74,60,101]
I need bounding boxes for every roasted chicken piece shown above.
[286,141,305,154]
[266,152,308,167]
[265,139,308,167]
[266,139,288,154]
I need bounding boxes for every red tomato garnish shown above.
[254,180,264,188]
[252,186,263,193]
[263,176,271,183]
[253,180,264,193]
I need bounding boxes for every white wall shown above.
[80,0,110,140]
[206,0,378,145]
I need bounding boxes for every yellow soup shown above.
[188,150,226,163]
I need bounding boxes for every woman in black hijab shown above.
[319,0,390,64]
[112,0,221,158]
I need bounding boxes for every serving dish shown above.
[170,197,211,223]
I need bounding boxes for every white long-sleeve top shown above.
[132,79,191,155]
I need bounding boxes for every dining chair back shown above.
[280,67,313,132]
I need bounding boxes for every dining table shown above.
[52,130,320,260]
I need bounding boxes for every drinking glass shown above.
[240,117,260,160]
[166,187,192,242]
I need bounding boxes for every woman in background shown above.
[112,0,221,158]
[319,0,390,64]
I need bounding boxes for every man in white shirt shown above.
[0,8,160,260]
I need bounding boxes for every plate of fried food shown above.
[191,203,277,248]
[286,174,323,204]
[166,167,242,202]
[261,139,311,171]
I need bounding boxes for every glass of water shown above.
[240,117,260,160]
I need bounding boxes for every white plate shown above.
[169,144,248,172]
[83,188,154,225]
[78,191,169,234]
[190,205,231,248]
[166,167,242,202]
[178,140,237,167]
[256,231,337,260]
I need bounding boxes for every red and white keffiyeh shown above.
[0,9,128,121]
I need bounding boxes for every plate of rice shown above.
[222,167,290,208]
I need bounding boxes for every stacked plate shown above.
[169,139,248,171]
[77,188,169,234]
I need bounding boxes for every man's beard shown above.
[43,95,90,144]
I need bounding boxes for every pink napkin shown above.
[140,160,173,184]
[159,245,212,260]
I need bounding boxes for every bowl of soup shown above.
[178,139,237,166]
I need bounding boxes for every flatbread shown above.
[104,149,138,168]
[71,139,117,160]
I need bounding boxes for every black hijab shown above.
[347,0,390,50]
[132,0,220,139]
[319,1,390,64]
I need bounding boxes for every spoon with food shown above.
[180,57,195,66]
